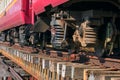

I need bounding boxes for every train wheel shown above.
[41,33,46,50]
[95,22,116,57]
[0,32,5,42]
[95,40,105,57]
[29,33,35,47]
[6,31,10,42]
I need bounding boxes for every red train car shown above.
[0,0,68,31]
[0,0,33,31]
[32,0,68,15]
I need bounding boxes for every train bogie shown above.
[47,1,120,57]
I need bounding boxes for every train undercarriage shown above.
[0,0,120,57]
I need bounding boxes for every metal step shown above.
[55,35,64,38]
[85,38,96,41]
[86,27,94,29]
[85,35,96,38]
[54,26,63,29]
[54,41,61,43]
[85,29,95,32]
[55,29,64,32]
[55,31,64,33]
[86,41,96,43]
[86,27,95,32]
[85,32,96,35]
[55,38,63,40]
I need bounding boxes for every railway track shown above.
[0,42,120,80]
[0,42,120,69]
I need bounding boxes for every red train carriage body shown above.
[0,0,68,31]
[0,0,33,31]
[32,0,68,15]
